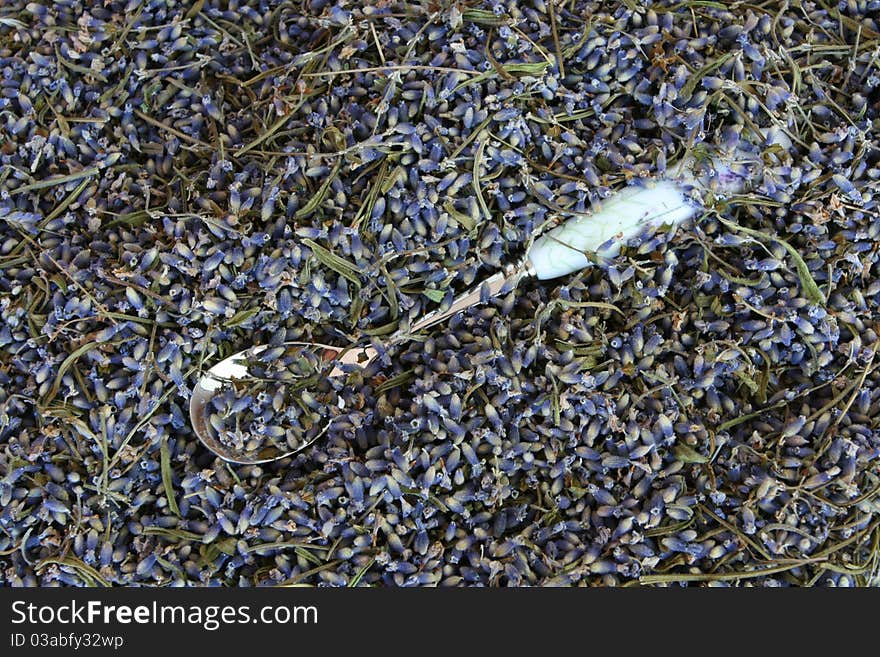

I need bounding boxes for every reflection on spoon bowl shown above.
[189,341,376,464]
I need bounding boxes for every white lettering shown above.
[10,601,26,624]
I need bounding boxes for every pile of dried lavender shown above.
[1,0,879,586]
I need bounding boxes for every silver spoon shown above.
[190,141,777,464]
[189,261,528,463]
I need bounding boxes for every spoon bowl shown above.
[189,341,376,463]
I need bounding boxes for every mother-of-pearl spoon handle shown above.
[525,179,702,280]
[524,130,791,280]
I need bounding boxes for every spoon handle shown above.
[525,179,700,280]
[402,267,522,338]
[524,130,793,281]
[395,152,745,333]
